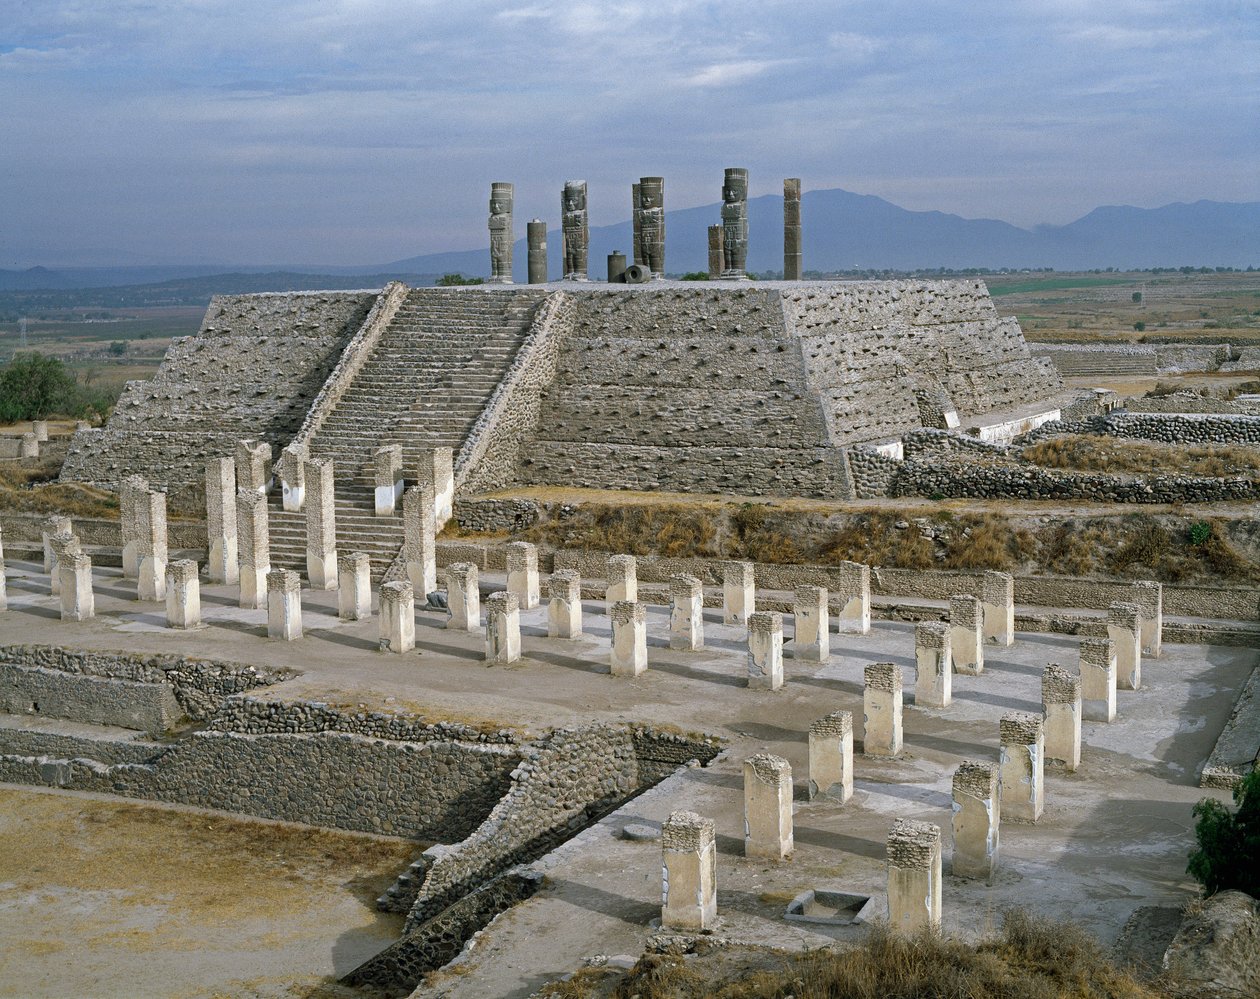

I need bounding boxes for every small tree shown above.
[1134,321,1146,332]
[0,353,79,422]
[1132,291,1142,304]
[107,340,127,356]
[436,273,485,286]
[1187,768,1260,897]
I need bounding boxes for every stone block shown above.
[606,554,637,611]
[999,711,1045,824]
[337,552,372,621]
[610,600,647,676]
[1041,663,1081,772]
[119,475,146,579]
[236,489,270,610]
[267,569,302,641]
[486,591,522,664]
[403,481,437,598]
[1129,580,1162,657]
[278,443,307,512]
[59,552,94,622]
[808,710,853,802]
[1108,601,1143,691]
[669,574,704,651]
[914,620,951,708]
[446,562,480,632]
[235,439,272,495]
[1079,636,1116,722]
[505,542,539,610]
[548,569,582,639]
[136,489,168,602]
[47,530,78,598]
[43,514,72,575]
[747,611,783,690]
[863,662,903,757]
[744,753,793,859]
[835,561,871,634]
[951,760,999,881]
[723,560,755,626]
[165,559,201,630]
[19,432,38,458]
[305,458,337,590]
[379,580,415,654]
[374,445,404,516]
[982,570,1015,646]
[416,447,455,529]
[661,811,717,931]
[205,457,238,585]
[793,585,829,662]
[949,594,984,675]
[887,819,941,932]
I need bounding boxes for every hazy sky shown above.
[2,0,1257,267]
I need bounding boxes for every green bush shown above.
[1188,521,1212,546]
[0,353,81,421]
[436,273,484,286]
[107,340,127,356]
[1187,768,1260,897]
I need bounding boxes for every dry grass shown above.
[1021,435,1260,478]
[525,503,720,558]
[0,456,123,519]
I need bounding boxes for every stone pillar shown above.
[235,440,272,495]
[747,611,784,690]
[635,176,665,277]
[949,595,984,675]
[951,761,1000,881]
[165,559,200,630]
[610,600,647,677]
[607,251,627,283]
[835,561,871,634]
[403,481,437,599]
[1041,663,1081,772]
[783,178,802,281]
[887,819,942,933]
[548,569,582,639]
[792,585,829,662]
[59,552,94,622]
[808,710,853,802]
[205,457,238,585]
[914,620,952,708]
[136,489,168,603]
[719,167,749,279]
[606,554,637,614]
[981,570,1015,647]
[1108,602,1143,691]
[505,541,539,610]
[119,475,147,578]
[707,224,723,279]
[743,753,793,859]
[1129,580,1162,657]
[1079,636,1117,722]
[277,443,307,512]
[32,419,49,442]
[0,523,7,612]
[337,552,372,621]
[18,432,37,458]
[485,591,521,664]
[631,182,643,266]
[42,514,72,574]
[661,811,717,931]
[267,569,302,641]
[527,219,548,284]
[379,580,415,654]
[723,560,755,626]
[561,180,589,281]
[669,573,704,650]
[999,711,1045,824]
[236,490,270,610]
[863,662,903,757]
[304,458,337,590]
[374,445,404,516]
[416,447,454,528]
[446,562,480,632]
[488,181,514,284]
[48,531,79,597]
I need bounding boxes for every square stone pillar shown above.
[165,559,201,630]
[982,570,1015,646]
[505,542,540,610]
[1079,636,1116,722]
[485,591,521,664]
[42,514,73,575]
[669,574,704,651]
[949,595,984,675]
[416,447,454,529]
[278,443,307,512]
[32,419,48,442]
[18,432,38,458]
[379,580,415,654]
[999,711,1045,824]
[267,569,302,641]
[1041,663,1081,772]
[374,445,404,516]
[337,552,372,621]
[723,560,755,626]
[59,552,94,622]
[548,569,583,639]
[808,710,853,802]
[136,489,169,602]
[403,481,437,599]
[792,585,829,662]
[0,524,7,612]
[1129,580,1162,657]
[48,532,80,597]
[446,562,480,632]
[236,490,270,610]
[835,561,871,634]
[119,476,146,578]
[951,760,1000,881]
[863,662,903,757]
[746,611,783,690]
[914,620,952,708]
[606,554,637,613]
[661,811,717,931]
[887,819,942,933]
[205,457,238,585]
[1108,602,1143,691]
[235,440,272,495]
[305,458,337,590]
[610,600,647,676]
[743,753,793,859]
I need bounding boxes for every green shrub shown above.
[1188,521,1212,546]
[0,353,81,421]
[436,273,484,286]
[1187,768,1260,897]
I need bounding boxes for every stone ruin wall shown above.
[59,291,379,490]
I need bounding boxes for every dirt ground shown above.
[0,786,421,999]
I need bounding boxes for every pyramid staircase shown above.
[266,288,550,581]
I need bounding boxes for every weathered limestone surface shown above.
[1129,580,1163,657]
[606,554,637,612]
[119,478,145,578]
[304,458,337,590]
[669,574,704,651]
[165,559,201,630]
[661,811,717,931]
[610,600,647,677]
[375,445,404,516]
[485,591,521,664]
[527,220,547,285]
[446,562,480,633]
[835,561,871,634]
[236,440,272,495]
[136,489,169,602]
[205,457,238,585]
[982,570,1015,646]
[548,570,582,639]
[416,447,455,529]
[236,490,270,610]
[1080,637,1117,722]
[724,560,755,626]
[783,178,802,280]
[278,443,307,512]
[950,595,984,675]
[999,711,1045,824]
[808,710,852,802]
[951,761,999,881]
[45,521,75,596]
[863,662,903,757]
[746,611,784,690]
[793,585,829,662]
[505,542,539,610]
[1108,601,1144,690]
[379,581,416,654]
[1042,664,1082,772]
[915,621,952,708]
[403,481,437,599]
[59,553,94,622]
[337,552,372,621]
[887,818,942,932]
[707,225,722,280]
[744,753,793,859]
[19,432,38,458]
[267,569,302,641]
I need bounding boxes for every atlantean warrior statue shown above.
[488,182,514,284]
[562,180,589,280]
[720,168,749,279]
[783,178,802,280]
[635,177,665,278]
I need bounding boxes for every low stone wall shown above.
[0,727,163,765]
[0,513,206,551]
[452,497,542,535]
[1031,343,1158,377]
[1022,412,1260,447]
[0,663,183,735]
[847,447,900,499]
[901,429,1011,461]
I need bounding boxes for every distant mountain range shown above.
[3,190,1256,292]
